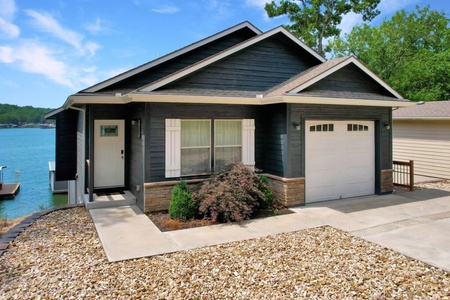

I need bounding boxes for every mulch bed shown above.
[147,201,293,232]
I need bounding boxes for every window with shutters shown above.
[165,119,255,178]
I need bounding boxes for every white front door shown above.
[94,120,125,188]
[305,120,375,203]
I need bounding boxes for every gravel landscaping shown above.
[1,207,449,299]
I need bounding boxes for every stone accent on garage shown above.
[381,169,394,194]
[264,174,305,207]
[144,179,207,212]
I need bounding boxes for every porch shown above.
[83,190,136,210]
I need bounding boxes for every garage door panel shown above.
[306,121,375,203]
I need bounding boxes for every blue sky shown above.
[0,0,448,108]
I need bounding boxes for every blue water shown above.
[0,128,67,219]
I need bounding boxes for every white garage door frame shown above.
[305,120,375,203]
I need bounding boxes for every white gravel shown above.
[1,207,449,299]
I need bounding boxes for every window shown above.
[181,120,211,176]
[310,124,334,132]
[165,119,255,178]
[347,124,368,131]
[215,120,242,170]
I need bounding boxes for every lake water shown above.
[0,128,67,219]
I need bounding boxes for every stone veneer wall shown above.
[144,179,207,213]
[381,169,394,194]
[264,174,305,207]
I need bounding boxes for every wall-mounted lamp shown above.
[132,119,141,138]
[292,122,301,131]
[384,122,390,130]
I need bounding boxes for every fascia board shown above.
[82,22,262,93]
[289,57,404,100]
[262,96,414,107]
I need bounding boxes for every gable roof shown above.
[55,21,414,110]
[265,56,403,99]
[137,26,325,92]
[82,21,262,93]
[393,100,450,119]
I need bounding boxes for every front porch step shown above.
[84,190,136,210]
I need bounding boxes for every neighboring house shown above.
[46,21,412,212]
[393,100,450,180]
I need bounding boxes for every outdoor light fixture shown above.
[292,122,301,131]
[132,119,141,138]
[384,122,390,130]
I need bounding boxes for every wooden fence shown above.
[393,160,414,191]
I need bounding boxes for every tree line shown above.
[0,103,53,125]
[265,1,449,101]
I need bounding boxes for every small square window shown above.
[347,124,352,131]
[100,125,118,136]
[310,126,316,132]
[329,124,334,131]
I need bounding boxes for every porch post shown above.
[89,111,94,202]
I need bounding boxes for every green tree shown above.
[329,6,450,101]
[264,0,381,56]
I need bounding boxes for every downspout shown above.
[68,106,91,203]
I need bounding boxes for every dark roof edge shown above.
[81,21,262,93]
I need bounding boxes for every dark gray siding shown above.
[145,103,263,182]
[299,64,397,100]
[98,28,257,93]
[55,109,78,181]
[128,103,145,210]
[261,104,287,177]
[160,34,320,93]
[289,104,392,178]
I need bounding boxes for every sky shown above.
[0,0,449,108]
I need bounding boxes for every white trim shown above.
[288,56,404,99]
[140,27,325,92]
[83,22,262,93]
[60,93,413,110]
[165,119,181,178]
[242,119,255,168]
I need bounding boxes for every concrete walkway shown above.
[89,189,450,271]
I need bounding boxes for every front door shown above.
[94,120,125,188]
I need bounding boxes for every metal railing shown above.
[393,160,414,191]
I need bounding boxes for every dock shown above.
[0,183,20,200]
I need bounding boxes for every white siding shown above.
[393,120,450,179]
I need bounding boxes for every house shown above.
[393,100,450,180]
[46,21,412,212]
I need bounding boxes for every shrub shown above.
[193,163,266,222]
[258,175,274,208]
[168,180,197,220]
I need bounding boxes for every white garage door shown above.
[305,121,375,203]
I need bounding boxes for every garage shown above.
[305,120,375,203]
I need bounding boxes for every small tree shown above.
[168,180,197,220]
[264,0,381,56]
[193,163,266,223]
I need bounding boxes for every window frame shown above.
[214,119,243,171]
[180,119,212,176]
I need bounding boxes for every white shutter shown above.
[165,119,181,178]
[242,119,255,169]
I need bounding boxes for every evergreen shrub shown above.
[168,180,197,220]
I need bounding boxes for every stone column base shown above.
[144,179,206,213]
[381,169,394,194]
[263,174,305,207]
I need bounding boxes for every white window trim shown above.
[165,118,255,178]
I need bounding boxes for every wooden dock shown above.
[0,183,20,199]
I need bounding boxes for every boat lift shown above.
[0,166,20,200]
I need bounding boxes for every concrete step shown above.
[84,190,136,210]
